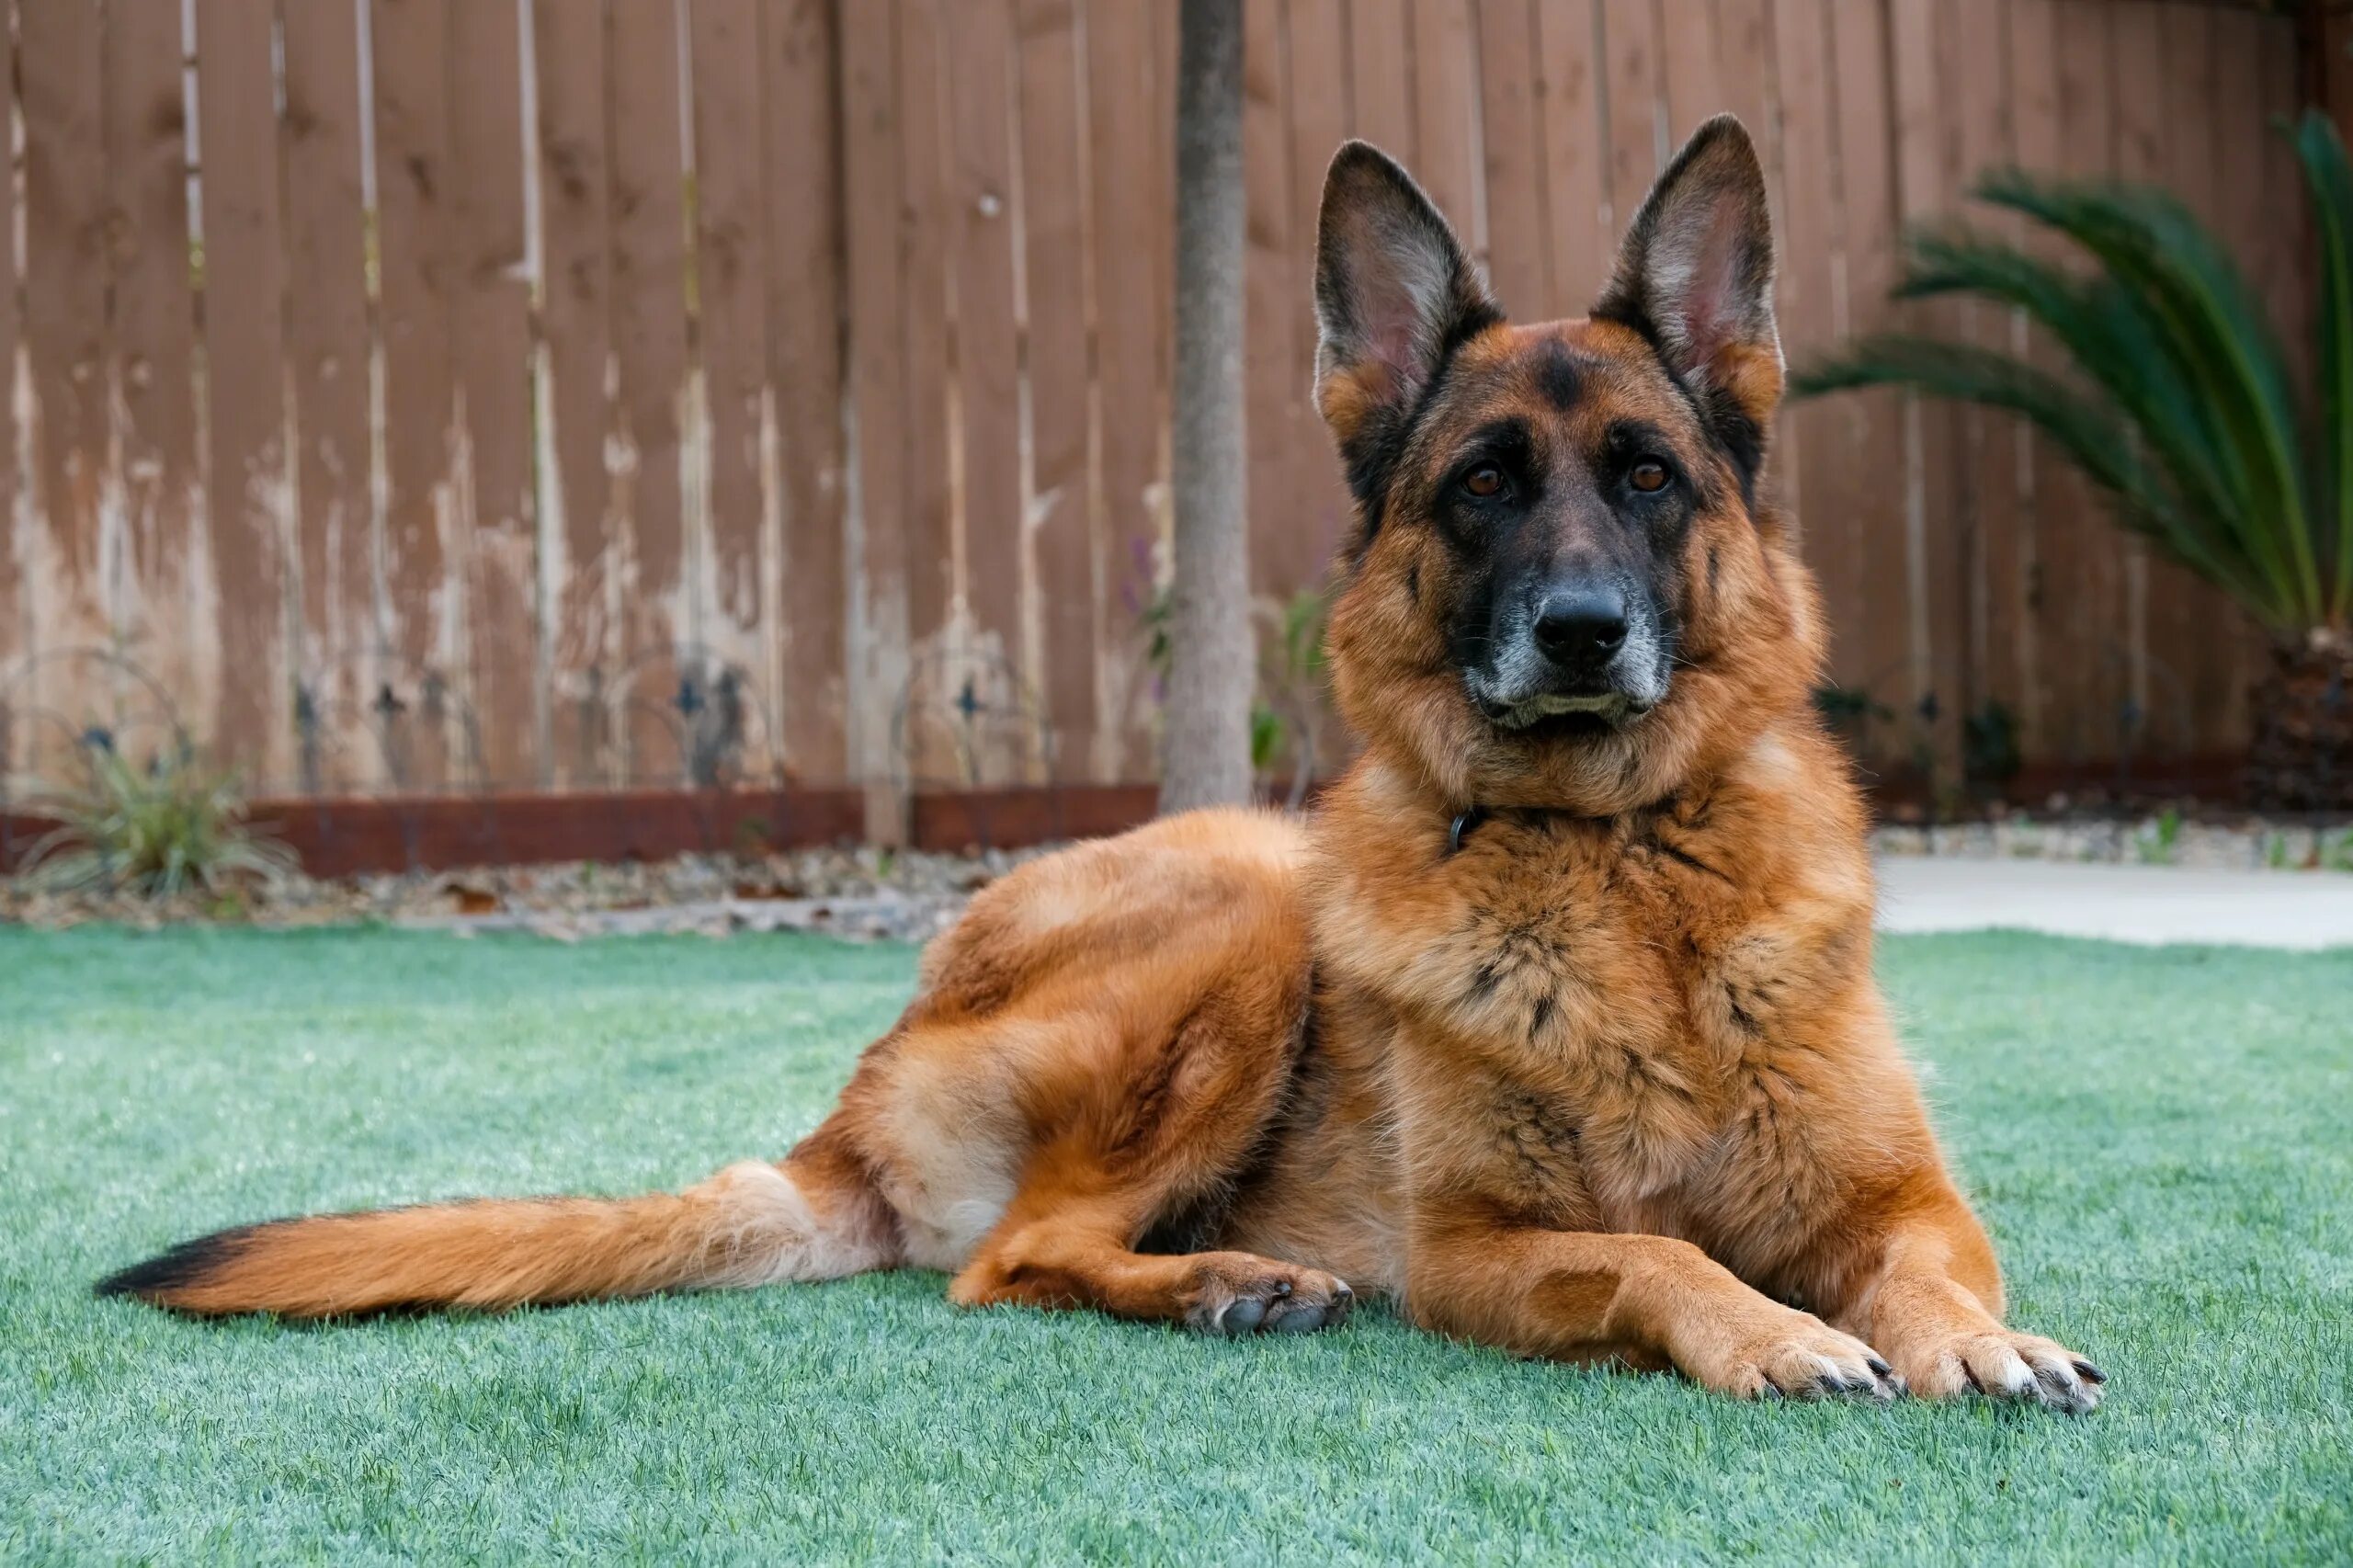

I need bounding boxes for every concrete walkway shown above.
[1873,857,2353,951]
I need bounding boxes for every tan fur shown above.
[106,121,2099,1412]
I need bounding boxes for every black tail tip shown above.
[96,1224,257,1304]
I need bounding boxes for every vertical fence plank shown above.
[1014,0,1097,781]
[839,0,912,824]
[2109,0,2166,760]
[1825,0,1909,761]
[1537,0,1609,312]
[1242,0,1297,608]
[18,0,109,755]
[2005,0,2058,762]
[2154,0,2232,761]
[1411,0,1480,243]
[1086,0,1167,778]
[1599,0,1661,238]
[1659,0,1724,147]
[1773,0,1847,673]
[762,0,849,784]
[1348,0,1414,166]
[281,0,379,791]
[369,0,457,788]
[533,0,615,788]
[1285,0,1351,597]
[103,0,203,740]
[449,0,539,786]
[2211,2,2274,758]
[2048,0,2122,767]
[0,3,18,780]
[607,0,690,786]
[895,0,954,756]
[688,0,779,783]
[942,0,1028,770]
[1475,0,1548,315]
[195,0,292,786]
[1710,0,1787,512]
[1947,0,2016,779]
[1888,0,1964,783]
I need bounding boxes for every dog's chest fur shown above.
[1312,764,1865,1257]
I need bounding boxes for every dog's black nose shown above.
[1533,588,1628,661]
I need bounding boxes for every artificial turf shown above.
[2,924,2347,1564]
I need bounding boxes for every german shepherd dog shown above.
[104,118,2102,1411]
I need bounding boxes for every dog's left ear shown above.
[1594,114,1782,450]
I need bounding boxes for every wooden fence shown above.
[0,0,2314,820]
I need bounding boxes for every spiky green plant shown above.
[1793,110,2353,806]
[18,745,298,899]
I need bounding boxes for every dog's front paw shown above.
[1895,1327,2106,1413]
[1182,1256,1356,1336]
[1698,1306,1902,1401]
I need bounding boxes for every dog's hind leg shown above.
[947,1142,1354,1335]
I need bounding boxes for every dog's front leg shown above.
[1406,1211,1897,1399]
[1824,1176,2107,1413]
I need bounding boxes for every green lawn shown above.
[3,926,2348,1564]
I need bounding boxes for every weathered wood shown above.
[0,4,19,781]
[839,0,914,830]
[281,0,380,791]
[1285,0,1352,594]
[1475,0,1548,316]
[2052,0,2127,767]
[894,0,955,791]
[942,0,1029,776]
[1412,0,1482,246]
[2006,0,2061,760]
[1086,0,1169,778]
[606,0,691,786]
[195,0,291,785]
[1888,0,1965,781]
[1659,0,1724,147]
[1536,0,1609,312]
[19,0,108,757]
[532,0,617,788]
[761,0,850,783]
[1598,0,1661,238]
[2211,1,2277,756]
[450,0,539,786]
[103,0,201,730]
[2153,0,2237,760]
[1347,0,1415,166]
[1241,0,1297,604]
[1829,0,1912,760]
[6,0,2310,811]
[688,0,779,784]
[1772,0,1842,657]
[1014,0,1100,781]
[369,0,457,789]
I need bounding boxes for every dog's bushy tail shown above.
[97,1157,890,1319]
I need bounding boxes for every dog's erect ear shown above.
[1313,141,1500,451]
[1593,115,1782,450]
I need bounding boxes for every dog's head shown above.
[1314,116,1823,812]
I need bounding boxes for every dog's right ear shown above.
[1313,141,1499,454]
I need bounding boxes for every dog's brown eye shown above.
[1630,459,1670,494]
[1463,464,1505,499]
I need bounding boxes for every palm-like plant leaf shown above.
[1793,111,2352,636]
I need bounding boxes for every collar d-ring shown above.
[1448,809,1484,854]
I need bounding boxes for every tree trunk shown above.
[2246,629,2353,811]
[1159,0,1255,814]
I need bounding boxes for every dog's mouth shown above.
[1474,688,1652,737]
